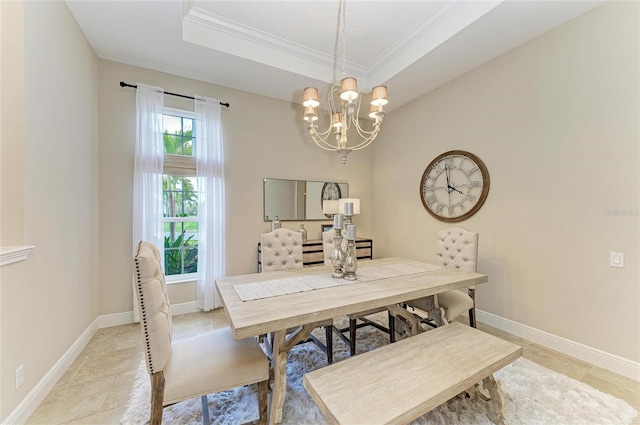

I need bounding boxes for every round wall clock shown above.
[419,150,490,222]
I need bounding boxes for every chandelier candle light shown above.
[302,0,389,164]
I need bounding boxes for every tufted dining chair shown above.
[133,241,269,425]
[322,229,395,356]
[260,228,305,272]
[406,227,478,329]
[260,229,334,364]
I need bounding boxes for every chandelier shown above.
[302,0,389,165]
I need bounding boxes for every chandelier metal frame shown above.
[302,0,388,164]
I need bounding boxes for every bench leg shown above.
[482,374,507,425]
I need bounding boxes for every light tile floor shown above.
[25,310,640,425]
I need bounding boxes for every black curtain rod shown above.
[119,81,230,108]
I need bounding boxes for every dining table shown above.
[215,257,488,424]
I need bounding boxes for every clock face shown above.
[420,150,490,222]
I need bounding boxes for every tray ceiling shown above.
[66,0,603,110]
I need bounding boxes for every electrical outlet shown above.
[610,252,624,268]
[15,365,24,389]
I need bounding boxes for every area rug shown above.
[121,320,637,425]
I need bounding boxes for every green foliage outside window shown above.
[164,232,198,276]
[163,114,199,276]
[163,115,194,155]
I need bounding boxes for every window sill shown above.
[1,246,35,267]
[166,275,197,285]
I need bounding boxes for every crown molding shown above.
[182,1,503,90]
[1,245,35,267]
[183,5,369,85]
[367,1,503,84]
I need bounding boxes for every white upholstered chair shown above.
[405,227,478,330]
[322,229,395,356]
[260,229,334,364]
[133,241,269,425]
[260,228,305,272]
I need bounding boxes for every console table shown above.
[258,237,373,272]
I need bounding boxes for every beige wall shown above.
[0,2,27,415]
[1,1,99,419]
[98,60,374,314]
[0,0,26,246]
[372,2,639,362]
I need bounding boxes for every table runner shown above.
[233,261,444,301]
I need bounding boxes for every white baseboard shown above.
[98,310,135,328]
[476,309,640,381]
[169,301,200,317]
[98,301,200,327]
[3,302,200,424]
[2,317,100,425]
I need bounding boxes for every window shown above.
[162,108,199,280]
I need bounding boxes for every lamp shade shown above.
[370,86,388,106]
[339,198,360,215]
[303,87,320,108]
[322,200,339,215]
[339,77,359,102]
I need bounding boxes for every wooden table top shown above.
[216,257,488,339]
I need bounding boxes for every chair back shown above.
[436,227,478,273]
[133,241,173,375]
[260,228,303,272]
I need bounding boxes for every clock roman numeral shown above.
[466,167,479,177]
[445,158,455,169]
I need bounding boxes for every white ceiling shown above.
[65,0,604,110]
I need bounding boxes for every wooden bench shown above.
[303,322,522,425]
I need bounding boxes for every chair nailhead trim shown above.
[134,241,156,375]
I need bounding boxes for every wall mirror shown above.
[263,178,349,221]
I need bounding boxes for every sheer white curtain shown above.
[195,96,226,311]
[132,83,164,321]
